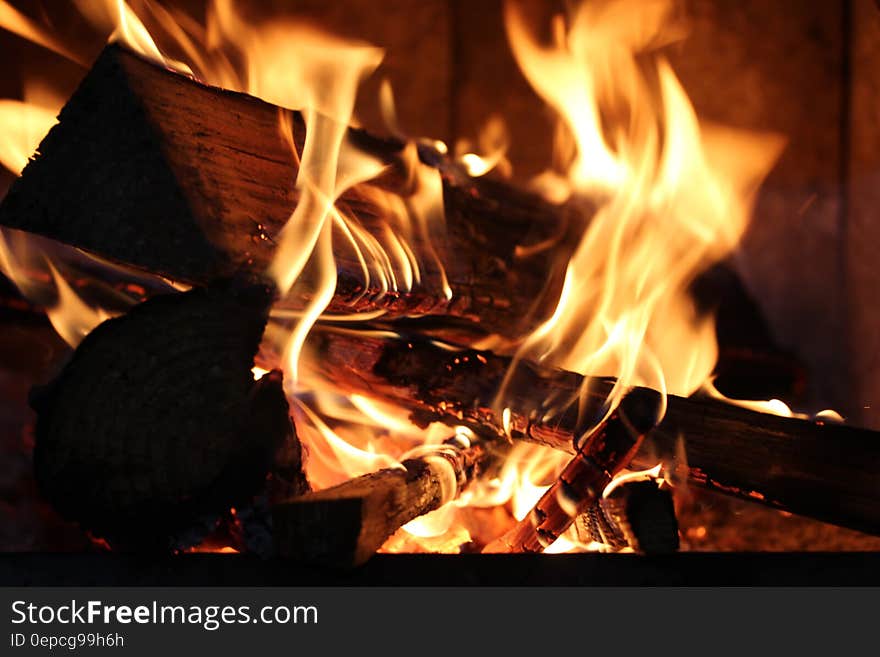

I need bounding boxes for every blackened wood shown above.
[309,328,880,537]
[274,439,487,566]
[483,388,661,553]
[0,44,573,338]
[31,281,308,550]
[577,481,680,554]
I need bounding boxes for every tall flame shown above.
[501,0,784,429]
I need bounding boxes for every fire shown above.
[0,0,794,554]
[0,0,84,64]
[455,114,511,178]
[0,229,125,348]
[0,101,57,176]
[500,0,784,425]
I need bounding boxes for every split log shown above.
[273,435,491,566]
[0,44,574,339]
[576,480,680,554]
[484,387,661,553]
[308,328,880,537]
[31,280,309,550]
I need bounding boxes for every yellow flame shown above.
[0,228,44,301]
[602,463,663,498]
[292,397,401,487]
[0,100,57,175]
[0,229,113,348]
[0,0,84,64]
[350,394,419,434]
[72,0,193,74]
[702,380,844,423]
[45,262,112,347]
[544,535,580,554]
[206,9,388,384]
[456,114,511,178]
[500,0,784,429]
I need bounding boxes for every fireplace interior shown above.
[2,0,880,583]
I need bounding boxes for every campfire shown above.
[2,0,880,565]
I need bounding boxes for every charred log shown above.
[309,328,880,537]
[0,44,573,339]
[30,281,308,550]
[576,480,680,554]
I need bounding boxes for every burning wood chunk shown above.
[0,44,573,338]
[30,280,307,550]
[312,329,880,537]
[274,434,491,566]
[577,481,680,554]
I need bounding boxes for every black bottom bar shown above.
[2,552,880,586]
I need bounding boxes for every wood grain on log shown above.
[307,328,880,537]
[0,45,574,339]
[576,480,680,554]
[31,281,308,549]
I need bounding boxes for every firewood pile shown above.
[3,46,880,565]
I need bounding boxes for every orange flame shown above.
[0,0,84,64]
[499,0,784,430]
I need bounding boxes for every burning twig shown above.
[311,328,880,537]
[483,388,661,553]
[273,433,493,566]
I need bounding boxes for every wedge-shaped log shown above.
[0,45,573,338]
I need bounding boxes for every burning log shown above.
[273,435,491,566]
[0,44,573,338]
[30,280,309,550]
[576,480,680,554]
[483,388,661,553]
[310,329,880,537]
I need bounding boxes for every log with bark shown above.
[306,328,880,537]
[30,280,309,550]
[273,435,492,566]
[0,44,575,339]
